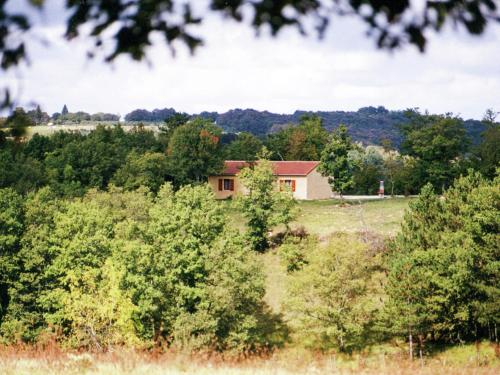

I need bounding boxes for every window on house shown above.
[219,178,234,191]
[280,179,296,192]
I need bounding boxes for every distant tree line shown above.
[1,108,498,197]
[0,105,119,128]
[123,106,487,146]
[1,105,489,147]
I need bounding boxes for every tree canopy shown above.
[318,124,358,196]
[400,110,470,192]
[385,173,499,349]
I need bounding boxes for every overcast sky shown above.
[4,0,500,119]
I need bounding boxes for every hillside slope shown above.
[124,106,486,146]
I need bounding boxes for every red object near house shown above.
[378,180,385,197]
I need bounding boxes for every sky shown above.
[3,0,500,120]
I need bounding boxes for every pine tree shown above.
[385,172,500,356]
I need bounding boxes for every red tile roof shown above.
[221,160,320,176]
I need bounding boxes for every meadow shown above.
[0,342,498,374]
[23,123,161,138]
[225,197,411,238]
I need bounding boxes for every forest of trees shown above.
[2,105,488,148]
[122,106,487,146]
[0,107,498,354]
[0,109,498,196]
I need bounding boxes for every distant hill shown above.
[124,106,486,147]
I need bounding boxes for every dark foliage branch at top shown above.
[1,0,499,108]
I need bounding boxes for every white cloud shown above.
[3,4,500,119]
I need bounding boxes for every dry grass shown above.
[261,249,287,313]
[0,344,498,375]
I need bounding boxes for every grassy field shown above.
[23,123,160,138]
[1,344,498,374]
[225,197,412,239]
[293,198,411,237]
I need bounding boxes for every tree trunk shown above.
[418,334,424,365]
[409,328,413,361]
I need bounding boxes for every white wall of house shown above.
[277,176,308,200]
[306,168,334,200]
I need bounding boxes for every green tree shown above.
[167,118,224,186]
[111,151,170,192]
[3,107,32,141]
[382,149,404,196]
[285,234,384,352]
[400,110,469,192]
[385,172,500,356]
[349,146,384,194]
[0,147,46,194]
[44,126,131,196]
[473,109,499,179]
[0,188,62,342]
[235,152,298,251]
[25,105,49,125]
[159,112,191,144]
[59,259,139,349]
[120,184,280,351]
[23,133,54,161]
[318,125,357,197]
[224,132,263,161]
[0,188,23,325]
[266,115,329,161]
[61,104,69,116]
[27,188,153,348]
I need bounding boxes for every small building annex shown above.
[208,160,333,200]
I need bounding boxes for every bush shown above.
[0,184,283,353]
[279,233,316,273]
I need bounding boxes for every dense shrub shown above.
[0,184,282,352]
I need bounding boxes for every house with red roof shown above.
[208,160,333,200]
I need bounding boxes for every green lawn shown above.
[294,198,412,237]
[225,197,413,239]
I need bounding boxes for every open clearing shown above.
[225,197,412,238]
[293,197,411,237]
[226,197,413,313]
